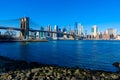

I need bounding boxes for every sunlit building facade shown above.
[92,25,98,38]
[53,25,59,39]
[78,23,83,36]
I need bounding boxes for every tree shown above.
[3,30,16,40]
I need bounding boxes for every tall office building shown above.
[92,25,98,37]
[58,28,62,37]
[39,27,44,39]
[74,22,78,35]
[36,32,39,39]
[106,28,117,35]
[46,25,52,37]
[78,23,83,36]
[105,28,117,38]
[68,25,71,33]
[62,27,67,33]
[85,30,87,37]
[53,25,58,39]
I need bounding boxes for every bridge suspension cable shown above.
[0,18,20,22]
[0,18,20,28]
[29,19,41,30]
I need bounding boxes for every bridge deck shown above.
[0,26,78,36]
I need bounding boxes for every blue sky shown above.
[0,0,120,33]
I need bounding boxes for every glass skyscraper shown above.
[74,22,78,35]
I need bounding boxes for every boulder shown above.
[113,62,120,71]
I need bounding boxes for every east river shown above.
[0,40,120,72]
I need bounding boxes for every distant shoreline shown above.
[0,39,120,42]
[0,39,48,42]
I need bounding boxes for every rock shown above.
[7,75,12,79]
[66,76,71,80]
[53,72,57,77]
[46,72,52,76]
[31,68,40,73]
[24,77,29,80]
[113,62,120,71]
[39,69,43,73]
[44,67,49,70]
[83,72,87,76]
[92,76,97,80]
[100,73,105,77]
[74,69,80,75]
[100,77,105,80]
[1,59,120,80]
[111,74,119,79]
[26,72,31,77]
[49,66,53,70]
[54,78,59,80]
[67,70,71,74]
[27,73,34,79]
[46,76,50,80]
[48,76,54,80]
[83,76,89,80]
[32,75,38,80]
[56,73,61,79]
[71,76,76,80]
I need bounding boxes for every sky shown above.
[0,0,120,34]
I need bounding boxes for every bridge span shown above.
[0,17,81,40]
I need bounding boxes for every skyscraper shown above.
[68,25,71,34]
[53,25,58,39]
[105,28,117,39]
[74,22,78,35]
[106,28,117,35]
[63,27,67,33]
[78,23,83,36]
[92,25,98,37]
[46,25,52,37]
[39,27,44,39]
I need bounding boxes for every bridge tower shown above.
[19,17,29,40]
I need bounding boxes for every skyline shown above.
[0,0,120,33]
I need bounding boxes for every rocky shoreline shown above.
[0,56,120,80]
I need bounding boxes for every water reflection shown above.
[18,42,30,61]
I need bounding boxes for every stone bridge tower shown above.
[19,17,29,40]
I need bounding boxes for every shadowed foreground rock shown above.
[113,62,120,71]
[0,56,120,80]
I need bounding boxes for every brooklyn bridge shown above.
[0,17,81,41]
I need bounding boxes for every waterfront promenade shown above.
[0,56,120,80]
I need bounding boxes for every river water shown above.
[0,40,120,72]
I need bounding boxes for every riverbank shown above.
[0,56,120,80]
[0,39,48,42]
